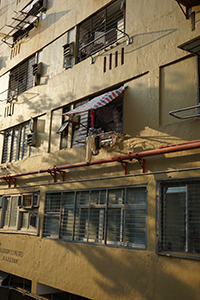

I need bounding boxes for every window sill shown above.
[0,229,38,236]
[157,250,200,260]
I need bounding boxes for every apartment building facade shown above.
[0,0,200,299]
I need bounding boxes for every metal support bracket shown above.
[136,157,146,173]
[120,161,128,175]
[176,1,190,19]
[58,170,65,182]
[48,166,65,182]
[3,175,16,188]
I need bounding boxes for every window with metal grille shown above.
[8,55,35,97]
[77,0,125,62]
[43,186,147,249]
[72,100,89,147]
[0,193,39,234]
[59,105,70,149]
[2,122,30,163]
[12,0,47,44]
[65,89,124,148]
[157,179,200,258]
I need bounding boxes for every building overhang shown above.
[178,35,200,55]
[175,0,200,19]
[176,0,200,8]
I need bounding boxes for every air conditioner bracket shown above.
[3,175,16,188]
[48,166,65,182]
[135,156,146,173]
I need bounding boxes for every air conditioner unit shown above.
[33,0,47,14]
[27,131,36,146]
[32,62,42,76]
[22,194,32,208]
[39,0,47,12]
[63,42,74,57]
[22,193,39,208]
[32,62,42,85]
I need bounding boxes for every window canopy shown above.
[178,35,200,55]
[176,0,200,8]
[175,0,200,19]
[64,86,128,115]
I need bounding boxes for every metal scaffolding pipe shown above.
[1,140,200,184]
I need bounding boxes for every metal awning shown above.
[0,271,9,287]
[175,0,200,19]
[176,0,200,8]
[1,0,45,47]
[178,35,200,55]
[64,86,128,115]
[56,121,69,134]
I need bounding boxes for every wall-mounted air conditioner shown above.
[32,62,42,85]
[63,42,74,68]
[27,131,37,146]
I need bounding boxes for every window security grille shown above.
[157,179,200,257]
[0,193,39,234]
[72,100,89,147]
[13,0,47,43]
[43,186,147,249]
[77,0,125,62]
[8,55,35,97]
[2,122,30,163]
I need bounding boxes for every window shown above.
[77,0,125,62]
[43,186,147,249]
[57,105,70,149]
[157,178,200,258]
[58,88,124,148]
[72,100,88,148]
[12,0,47,44]
[0,193,39,234]
[8,55,35,97]
[2,119,37,163]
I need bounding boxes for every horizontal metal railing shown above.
[169,104,200,119]
[79,28,130,59]
[0,88,18,102]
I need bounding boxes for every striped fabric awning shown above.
[64,85,128,115]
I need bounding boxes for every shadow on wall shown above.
[125,29,178,54]
[20,10,72,46]
[0,2,14,17]
[0,56,9,69]
[38,234,199,300]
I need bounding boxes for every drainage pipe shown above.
[1,140,200,181]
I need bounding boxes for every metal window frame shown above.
[8,55,35,97]
[156,177,200,259]
[2,121,30,164]
[77,0,126,63]
[2,195,20,230]
[43,185,147,250]
[0,193,39,234]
